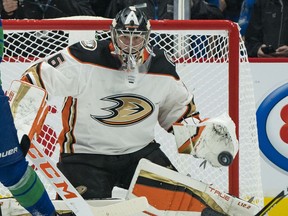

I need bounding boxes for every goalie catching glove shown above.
[173,112,238,167]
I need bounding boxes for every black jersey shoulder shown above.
[148,48,180,80]
[68,40,121,69]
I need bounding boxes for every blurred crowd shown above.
[0,0,287,57]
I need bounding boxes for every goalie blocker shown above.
[173,112,238,167]
[127,159,260,215]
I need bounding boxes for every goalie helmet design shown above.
[111,6,151,71]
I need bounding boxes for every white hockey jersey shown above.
[22,40,195,155]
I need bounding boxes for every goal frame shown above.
[2,19,240,197]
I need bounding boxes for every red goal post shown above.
[0,19,263,206]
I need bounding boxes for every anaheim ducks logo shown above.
[90,94,154,126]
[80,40,97,51]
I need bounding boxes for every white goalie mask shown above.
[111,6,151,71]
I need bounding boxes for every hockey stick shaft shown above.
[255,189,288,216]
[28,138,95,216]
[28,138,148,216]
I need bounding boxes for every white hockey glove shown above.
[173,112,239,167]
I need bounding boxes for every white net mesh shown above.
[0,19,263,207]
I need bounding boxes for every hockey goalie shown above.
[3,6,261,216]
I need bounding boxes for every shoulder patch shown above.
[164,51,175,66]
[80,40,97,51]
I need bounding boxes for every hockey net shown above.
[0,19,264,206]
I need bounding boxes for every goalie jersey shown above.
[21,40,196,155]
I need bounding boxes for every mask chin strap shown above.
[121,54,139,87]
[121,37,140,86]
[127,54,137,71]
[128,37,136,70]
[121,51,142,72]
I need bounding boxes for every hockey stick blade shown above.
[52,197,148,215]
[255,188,288,216]
[92,197,149,216]
[0,197,149,216]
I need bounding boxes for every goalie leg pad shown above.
[128,159,260,215]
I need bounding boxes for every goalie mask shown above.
[111,6,151,71]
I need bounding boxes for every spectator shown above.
[219,0,243,22]
[212,0,255,36]
[191,0,224,19]
[238,0,255,36]
[90,0,112,18]
[105,0,224,20]
[206,0,220,8]
[0,0,96,19]
[105,0,173,20]
[244,0,288,57]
